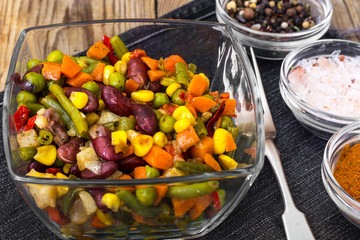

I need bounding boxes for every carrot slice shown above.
[134,166,147,179]
[125,79,139,96]
[143,145,173,170]
[190,136,214,160]
[225,133,237,152]
[65,72,93,87]
[60,55,82,78]
[171,198,197,216]
[176,126,200,152]
[204,153,221,171]
[148,70,166,82]
[187,74,208,96]
[90,215,106,228]
[220,92,230,99]
[192,96,217,113]
[91,62,106,82]
[153,182,168,206]
[221,99,237,116]
[189,194,212,220]
[141,56,159,70]
[87,41,110,60]
[164,55,187,74]
[185,103,197,119]
[42,62,61,80]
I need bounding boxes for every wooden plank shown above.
[157,0,193,17]
[344,0,360,42]
[0,0,155,91]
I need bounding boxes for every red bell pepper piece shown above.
[206,101,225,137]
[179,91,186,101]
[45,206,68,225]
[102,35,119,65]
[22,115,37,131]
[46,168,62,175]
[211,191,222,211]
[13,106,30,132]
[129,49,146,58]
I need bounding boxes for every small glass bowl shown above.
[280,39,360,140]
[322,121,360,228]
[215,0,333,60]
[3,19,265,239]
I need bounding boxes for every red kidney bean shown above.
[27,160,46,173]
[69,163,81,178]
[126,57,149,89]
[149,80,162,93]
[65,87,99,113]
[81,161,118,179]
[57,137,85,164]
[101,85,134,116]
[116,155,146,174]
[87,188,109,212]
[132,103,158,135]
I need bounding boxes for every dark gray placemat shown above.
[1,0,360,239]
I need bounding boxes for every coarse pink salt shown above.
[287,51,360,117]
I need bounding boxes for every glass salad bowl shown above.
[3,19,265,239]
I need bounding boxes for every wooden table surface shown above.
[0,0,359,91]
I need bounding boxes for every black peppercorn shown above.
[243,7,255,20]
[286,8,296,17]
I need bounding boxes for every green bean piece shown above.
[160,77,176,87]
[109,72,126,91]
[40,95,77,131]
[47,77,65,88]
[82,81,100,96]
[154,110,163,121]
[135,187,156,206]
[217,189,226,207]
[227,126,240,142]
[203,94,215,101]
[110,35,128,59]
[49,84,88,137]
[16,91,37,104]
[175,62,189,86]
[24,72,46,93]
[47,50,64,63]
[221,116,234,129]
[194,117,208,138]
[53,156,65,168]
[75,56,108,65]
[62,188,83,216]
[146,165,160,178]
[166,181,219,199]
[172,89,186,106]
[80,62,99,74]
[113,209,134,225]
[153,92,170,109]
[37,129,53,145]
[22,102,46,116]
[210,103,220,114]
[174,161,213,174]
[27,59,41,71]
[188,63,197,74]
[117,117,136,131]
[18,147,37,161]
[116,189,159,218]
[159,115,176,134]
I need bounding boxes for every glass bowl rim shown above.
[215,0,333,38]
[323,120,360,209]
[3,18,265,186]
[280,38,360,123]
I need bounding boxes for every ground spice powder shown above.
[334,144,360,201]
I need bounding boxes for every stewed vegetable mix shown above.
[10,34,249,232]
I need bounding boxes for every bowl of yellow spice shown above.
[322,121,360,228]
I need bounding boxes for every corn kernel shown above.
[153,131,168,148]
[103,65,115,85]
[174,118,192,133]
[55,172,69,197]
[101,193,123,212]
[218,154,238,170]
[166,83,181,97]
[199,73,210,89]
[69,92,89,109]
[63,163,72,174]
[114,60,127,75]
[127,130,153,157]
[34,145,57,166]
[131,90,154,102]
[213,128,233,154]
[97,99,106,111]
[111,130,127,146]
[121,52,131,64]
[172,106,197,125]
[86,112,100,127]
[96,209,114,226]
[188,70,194,79]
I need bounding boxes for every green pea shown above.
[16,91,37,104]
[136,187,156,206]
[47,50,64,63]
[27,59,41,70]
[146,165,160,178]
[82,81,100,96]
[217,189,226,207]
[24,72,46,93]
[154,110,163,121]
[47,77,64,88]
[118,117,136,131]
[153,92,170,109]
[159,115,176,134]
[53,156,65,168]
[109,72,126,91]
[18,147,37,161]
[172,89,186,105]
[221,116,233,129]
